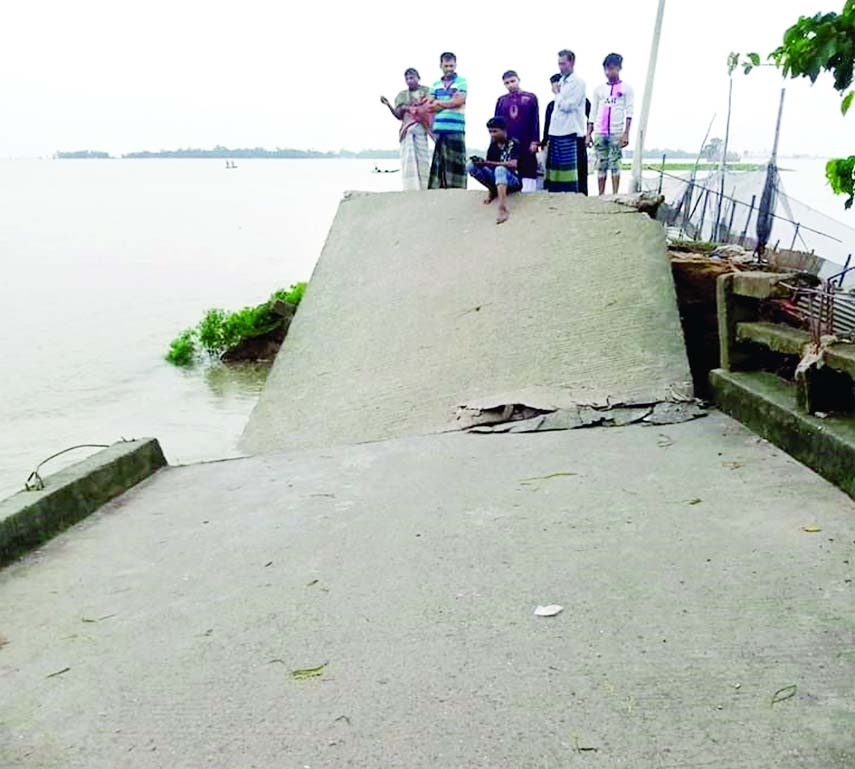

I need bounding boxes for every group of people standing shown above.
[380,50,634,223]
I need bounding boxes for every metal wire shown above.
[25,444,112,491]
[777,281,855,341]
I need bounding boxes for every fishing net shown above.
[653,165,855,281]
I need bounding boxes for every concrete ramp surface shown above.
[2,416,854,768]
[244,191,691,453]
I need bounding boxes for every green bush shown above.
[166,329,196,366]
[197,308,230,357]
[273,283,306,306]
[165,282,307,366]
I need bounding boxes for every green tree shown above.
[742,1,854,208]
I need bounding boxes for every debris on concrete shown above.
[534,605,564,617]
[518,472,577,484]
[290,662,328,680]
[643,401,708,425]
[771,684,798,705]
[45,666,71,679]
[601,192,665,218]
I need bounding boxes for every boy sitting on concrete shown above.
[467,117,521,224]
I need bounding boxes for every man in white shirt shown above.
[587,53,635,195]
[545,49,586,193]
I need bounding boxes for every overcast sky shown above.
[2,0,851,158]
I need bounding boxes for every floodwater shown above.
[0,157,852,499]
[0,159,400,499]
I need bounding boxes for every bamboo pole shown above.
[714,73,734,241]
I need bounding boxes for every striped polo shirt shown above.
[431,74,467,135]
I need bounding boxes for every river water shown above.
[1,158,852,499]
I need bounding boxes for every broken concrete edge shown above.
[0,439,167,568]
[454,400,708,434]
[731,271,798,300]
[452,386,698,431]
[710,368,855,500]
[600,192,665,218]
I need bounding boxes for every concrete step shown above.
[736,320,810,355]
[710,368,855,498]
[737,321,855,381]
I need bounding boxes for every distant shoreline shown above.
[54,148,399,160]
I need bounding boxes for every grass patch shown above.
[166,282,306,366]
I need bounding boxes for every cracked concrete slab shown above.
[243,191,692,453]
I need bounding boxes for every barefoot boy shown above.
[467,117,521,224]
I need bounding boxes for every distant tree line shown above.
[123,146,403,159]
[623,145,741,162]
[624,148,697,160]
[53,145,400,160]
[56,145,743,163]
[54,150,111,159]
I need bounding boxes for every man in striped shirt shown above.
[428,52,468,189]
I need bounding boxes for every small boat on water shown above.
[372,165,399,174]
[225,161,238,169]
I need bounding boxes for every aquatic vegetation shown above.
[165,283,306,367]
[166,329,196,366]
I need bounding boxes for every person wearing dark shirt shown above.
[494,70,540,193]
[467,116,521,224]
[542,73,590,195]
[542,73,562,147]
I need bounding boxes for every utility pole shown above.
[631,0,667,193]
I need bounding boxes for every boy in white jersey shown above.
[587,53,634,195]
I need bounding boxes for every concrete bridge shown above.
[2,192,853,768]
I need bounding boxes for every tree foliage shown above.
[737,1,854,208]
[770,1,854,98]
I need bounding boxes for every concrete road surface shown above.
[2,413,853,768]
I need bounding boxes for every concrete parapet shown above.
[710,368,855,499]
[0,439,166,567]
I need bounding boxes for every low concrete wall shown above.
[710,368,855,499]
[0,439,167,567]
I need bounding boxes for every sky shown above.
[1,0,852,158]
